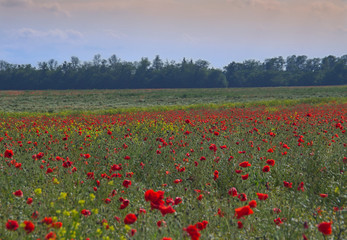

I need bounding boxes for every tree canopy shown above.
[0,54,346,90]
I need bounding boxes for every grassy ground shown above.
[0,86,346,113]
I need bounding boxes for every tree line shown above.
[0,54,346,90]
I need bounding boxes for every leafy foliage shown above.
[0,54,346,90]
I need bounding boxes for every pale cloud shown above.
[103,29,128,40]
[12,28,83,43]
[40,2,70,16]
[0,0,69,16]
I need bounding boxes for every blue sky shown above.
[0,0,346,68]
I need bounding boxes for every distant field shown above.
[0,85,346,113]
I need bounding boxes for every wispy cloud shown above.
[12,28,83,43]
[0,0,69,16]
[41,2,70,16]
[103,29,128,40]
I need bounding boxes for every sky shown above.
[0,0,346,68]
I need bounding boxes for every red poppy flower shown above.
[123,179,132,188]
[262,165,270,172]
[124,213,137,225]
[317,221,332,235]
[52,222,62,228]
[46,168,53,174]
[213,170,219,180]
[157,220,165,228]
[267,148,274,153]
[31,211,39,219]
[81,209,91,216]
[111,164,122,171]
[42,217,53,225]
[62,161,72,168]
[216,208,224,217]
[144,189,164,204]
[241,173,249,180]
[13,189,23,197]
[239,161,251,168]
[45,232,57,240]
[274,217,283,225]
[238,193,247,202]
[195,222,204,231]
[159,205,175,216]
[86,172,94,179]
[173,179,182,184]
[283,181,292,188]
[234,205,254,219]
[282,144,290,149]
[23,220,35,234]
[36,152,44,159]
[183,225,201,240]
[129,228,137,236]
[237,221,243,229]
[209,144,217,152]
[6,220,19,231]
[228,187,238,197]
[273,208,281,214]
[298,182,305,192]
[120,199,129,209]
[139,208,146,214]
[197,194,203,201]
[27,197,33,205]
[195,220,208,231]
[333,207,342,212]
[174,197,182,205]
[320,194,328,198]
[266,159,275,166]
[4,149,14,158]
[256,193,268,200]
[248,200,257,208]
[126,172,134,178]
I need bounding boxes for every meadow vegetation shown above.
[0,85,346,114]
[0,86,345,239]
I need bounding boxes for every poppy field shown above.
[0,101,346,239]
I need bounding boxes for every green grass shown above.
[0,86,346,113]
